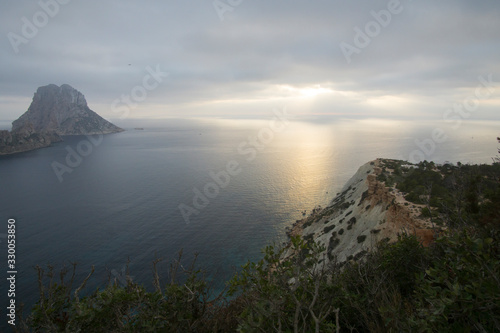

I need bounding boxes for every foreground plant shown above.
[229,236,339,333]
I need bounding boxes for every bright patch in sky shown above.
[299,86,333,98]
[0,1,499,121]
[274,85,334,99]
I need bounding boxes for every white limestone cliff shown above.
[288,159,437,264]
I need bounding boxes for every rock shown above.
[12,84,123,135]
[0,129,62,155]
[1,84,123,155]
[286,159,441,266]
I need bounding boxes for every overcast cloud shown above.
[0,0,499,123]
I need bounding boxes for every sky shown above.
[0,0,499,123]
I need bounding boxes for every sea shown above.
[0,117,498,329]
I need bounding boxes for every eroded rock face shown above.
[287,159,440,265]
[12,84,123,135]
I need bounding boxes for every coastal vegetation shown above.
[16,223,500,332]
[14,140,500,332]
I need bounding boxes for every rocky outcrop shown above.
[287,159,440,265]
[0,128,62,155]
[12,84,123,135]
[1,84,123,155]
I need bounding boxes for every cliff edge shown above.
[288,158,441,264]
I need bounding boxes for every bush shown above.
[421,207,432,217]
[228,236,339,332]
[19,253,236,332]
[357,235,367,243]
[376,234,428,297]
[409,230,500,332]
[17,228,500,333]
[323,224,336,234]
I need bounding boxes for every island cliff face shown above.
[288,159,439,264]
[0,84,123,155]
[12,84,123,135]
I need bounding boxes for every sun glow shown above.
[298,86,332,98]
[275,84,334,99]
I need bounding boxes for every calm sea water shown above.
[0,117,498,328]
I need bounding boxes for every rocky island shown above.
[0,84,123,155]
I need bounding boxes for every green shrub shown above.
[376,234,428,297]
[20,254,235,333]
[323,224,336,234]
[228,236,339,332]
[409,230,500,332]
[18,228,500,333]
[421,207,432,217]
[357,235,367,243]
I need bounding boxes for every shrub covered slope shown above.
[15,158,500,332]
